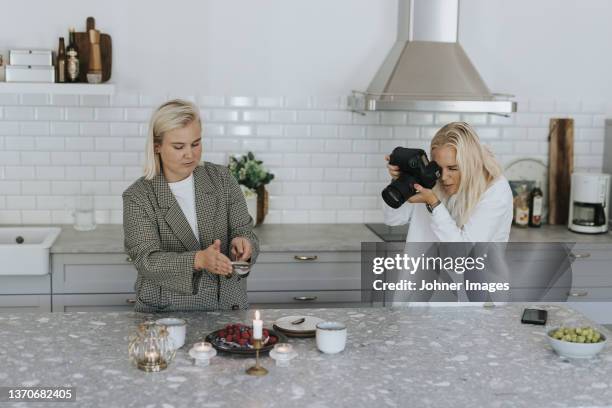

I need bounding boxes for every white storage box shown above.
[5,65,55,83]
[9,49,53,66]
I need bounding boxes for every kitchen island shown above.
[0,305,611,407]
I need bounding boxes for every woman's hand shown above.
[408,183,440,206]
[230,237,252,262]
[384,155,400,180]
[194,239,232,276]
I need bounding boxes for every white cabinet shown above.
[0,275,51,313]
[566,244,612,324]
[51,253,137,312]
[247,251,366,308]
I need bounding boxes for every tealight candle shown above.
[270,343,297,367]
[189,342,216,366]
[145,350,159,363]
[253,310,263,339]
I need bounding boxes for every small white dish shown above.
[547,328,607,359]
[269,343,298,367]
[155,317,187,350]
[274,315,324,334]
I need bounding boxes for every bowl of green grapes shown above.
[547,327,607,359]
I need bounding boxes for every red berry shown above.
[238,338,247,346]
[268,336,277,345]
[263,329,269,336]
[218,330,226,338]
[226,335,233,342]
[242,332,250,339]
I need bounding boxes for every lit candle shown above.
[145,350,159,363]
[253,310,263,339]
[275,343,292,354]
[192,342,212,354]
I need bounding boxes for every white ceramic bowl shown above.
[547,328,607,359]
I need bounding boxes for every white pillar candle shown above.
[253,310,263,339]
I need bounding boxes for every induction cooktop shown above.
[365,223,408,242]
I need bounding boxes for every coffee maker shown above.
[568,173,611,234]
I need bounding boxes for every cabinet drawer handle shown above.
[570,252,591,259]
[293,296,318,301]
[294,255,318,261]
[567,291,589,297]
[126,298,136,304]
[126,256,133,263]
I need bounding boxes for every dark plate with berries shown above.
[205,323,288,355]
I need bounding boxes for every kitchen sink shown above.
[0,227,61,275]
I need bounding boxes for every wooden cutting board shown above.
[548,118,574,225]
[74,17,112,82]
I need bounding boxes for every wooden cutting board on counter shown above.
[74,16,112,82]
[548,118,574,225]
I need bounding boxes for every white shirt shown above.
[168,173,200,243]
[383,176,514,242]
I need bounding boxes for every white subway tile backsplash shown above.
[110,93,139,107]
[283,96,311,109]
[0,181,21,194]
[213,110,239,122]
[21,210,51,224]
[380,112,407,125]
[66,107,94,121]
[242,110,270,123]
[0,94,20,105]
[51,94,79,106]
[80,122,110,136]
[255,97,282,108]
[297,110,325,124]
[325,111,352,124]
[21,181,50,195]
[311,125,337,138]
[51,122,79,136]
[338,153,365,168]
[20,152,51,165]
[124,108,152,122]
[35,107,63,121]
[0,121,19,135]
[6,136,35,150]
[283,125,310,139]
[308,210,336,223]
[227,125,252,136]
[95,138,123,151]
[0,92,606,224]
[80,95,110,107]
[51,181,80,195]
[96,108,125,122]
[228,97,254,107]
[35,137,65,151]
[0,211,22,223]
[51,210,73,224]
[5,106,34,120]
[7,196,36,210]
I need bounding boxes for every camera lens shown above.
[381,186,404,209]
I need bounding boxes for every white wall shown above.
[3,0,612,101]
[0,0,610,225]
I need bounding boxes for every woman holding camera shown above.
[384,122,513,242]
[122,99,259,312]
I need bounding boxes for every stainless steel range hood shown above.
[349,0,516,115]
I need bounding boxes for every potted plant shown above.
[228,152,274,225]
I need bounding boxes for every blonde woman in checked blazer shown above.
[123,99,259,312]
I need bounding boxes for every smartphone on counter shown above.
[521,308,548,325]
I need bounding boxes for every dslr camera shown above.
[382,147,442,208]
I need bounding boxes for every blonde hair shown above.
[430,122,502,227]
[143,99,201,180]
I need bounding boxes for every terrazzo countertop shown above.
[0,305,611,408]
[49,224,382,253]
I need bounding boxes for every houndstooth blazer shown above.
[122,162,259,313]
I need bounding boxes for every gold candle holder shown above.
[245,338,268,376]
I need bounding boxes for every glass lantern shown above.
[128,321,176,372]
